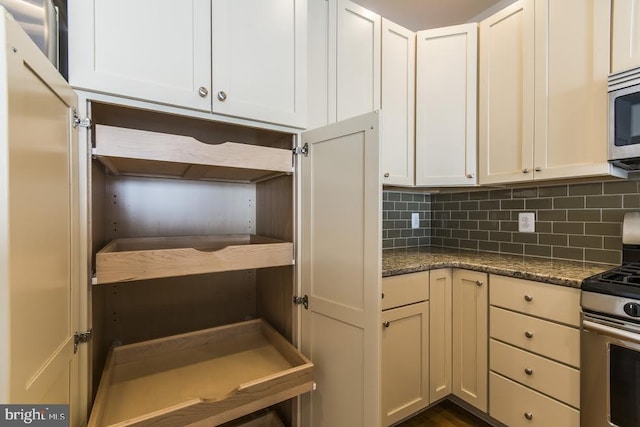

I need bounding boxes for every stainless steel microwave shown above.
[609,67,640,170]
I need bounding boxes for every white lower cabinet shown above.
[488,275,581,427]
[381,272,430,426]
[428,268,453,403]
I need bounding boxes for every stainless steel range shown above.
[581,212,640,427]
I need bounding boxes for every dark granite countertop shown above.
[382,247,613,288]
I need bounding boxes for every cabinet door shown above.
[381,302,429,426]
[479,0,535,185]
[212,0,307,128]
[0,12,81,421]
[429,269,452,403]
[300,112,381,427]
[381,19,415,186]
[533,0,613,180]
[612,0,640,73]
[452,270,488,412]
[416,24,478,186]
[68,0,211,111]
[333,0,381,122]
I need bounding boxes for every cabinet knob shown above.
[475,280,483,287]
[524,367,533,376]
[524,294,533,302]
[384,172,390,178]
[524,412,533,421]
[534,167,542,172]
[525,331,534,339]
[466,173,475,179]
[383,321,390,328]
[198,86,209,97]
[381,293,385,299]
[217,91,228,102]
[522,168,530,174]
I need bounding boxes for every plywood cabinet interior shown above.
[452,269,488,412]
[381,18,415,186]
[611,0,640,73]
[416,24,478,187]
[68,0,306,128]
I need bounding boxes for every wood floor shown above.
[396,400,493,427]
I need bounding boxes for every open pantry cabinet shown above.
[0,9,382,426]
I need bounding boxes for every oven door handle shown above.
[583,319,640,345]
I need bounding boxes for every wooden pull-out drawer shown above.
[382,271,429,310]
[490,339,580,408]
[490,373,579,427]
[490,307,580,368]
[490,275,580,326]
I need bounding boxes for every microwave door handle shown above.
[583,319,640,345]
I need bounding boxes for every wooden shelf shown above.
[92,125,293,183]
[88,319,314,427]
[95,234,294,284]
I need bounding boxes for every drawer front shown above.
[490,339,580,408]
[490,275,580,326]
[382,271,429,310]
[490,372,579,427]
[490,307,580,368]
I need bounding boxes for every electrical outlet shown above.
[519,212,535,233]
[411,213,420,229]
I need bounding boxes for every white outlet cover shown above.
[519,212,535,233]
[411,213,420,229]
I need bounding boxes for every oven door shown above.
[581,314,640,427]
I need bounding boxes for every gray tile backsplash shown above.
[383,178,640,265]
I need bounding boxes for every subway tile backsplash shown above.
[383,178,640,265]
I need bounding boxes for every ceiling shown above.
[352,0,507,31]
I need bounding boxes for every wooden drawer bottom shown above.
[490,373,579,427]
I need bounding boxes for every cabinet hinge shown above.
[74,329,93,354]
[293,143,309,157]
[293,294,309,310]
[72,109,92,129]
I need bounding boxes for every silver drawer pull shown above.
[524,412,533,420]
[217,91,227,102]
[198,86,209,97]
[384,172,390,178]
[466,173,475,179]
[524,367,533,375]
[524,294,533,302]
[383,321,390,328]
[525,331,534,339]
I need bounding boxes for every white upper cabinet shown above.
[416,24,478,186]
[381,19,415,187]
[480,0,621,185]
[68,0,212,112]
[611,0,640,73]
[68,0,306,128]
[334,0,381,122]
[211,0,307,128]
[479,0,535,185]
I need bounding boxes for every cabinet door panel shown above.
[1,13,80,420]
[429,269,452,403]
[533,0,612,180]
[452,270,488,411]
[381,19,415,186]
[300,112,381,427]
[68,0,211,111]
[612,0,640,73]
[212,0,306,127]
[416,24,477,186]
[382,302,429,426]
[479,0,535,184]
[335,0,381,122]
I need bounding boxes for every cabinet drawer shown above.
[382,272,429,310]
[490,373,579,427]
[490,339,580,408]
[490,307,580,368]
[490,275,580,326]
